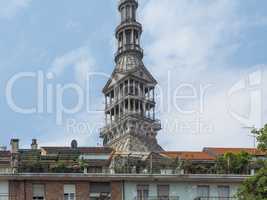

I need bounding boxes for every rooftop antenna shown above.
[243,125,257,154]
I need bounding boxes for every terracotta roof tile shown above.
[203,147,266,156]
[78,147,113,154]
[161,151,215,161]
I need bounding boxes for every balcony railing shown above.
[135,196,179,200]
[194,197,237,200]
[115,44,143,61]
[0,195,110,200]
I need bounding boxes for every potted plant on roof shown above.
[78,158,89,174]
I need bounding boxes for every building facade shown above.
[0,0,266,200]
[0,139,265,199]
[0,173,247,200]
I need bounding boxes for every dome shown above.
[71,140,78,149]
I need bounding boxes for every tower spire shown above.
[100,0,163,152]
[115,0,143,63]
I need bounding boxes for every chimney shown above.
[31,139,38,150]
[10,139,19,154]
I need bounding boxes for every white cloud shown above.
[141,0,241,75]
[0,0,31,19]
[42,46,104,146]
[139,0,267,150]
[49,47,96,87]
[39,105,105,147]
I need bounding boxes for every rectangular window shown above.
[157,185,169,200]
[137,185,149,200]
[197,185,210,200]
[32,184,45,200]
[90,182,111,200]
[0,181,9,200]
[64,184,76,200]
[218,186,230,200]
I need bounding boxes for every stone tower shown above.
[100,0,163,152]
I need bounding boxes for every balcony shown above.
[194,197,237,200]
[116,21,142,35]
[115,44,143,61]
[0,195,110,200]
[135,197,179,200]
[100,113,161,135]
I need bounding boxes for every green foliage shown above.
[52,160,72,173]
[237,162,267,200]
[254,124,267,151]
[172,157,183,172]
[215,152,251,174]
[19,160,44,173]
[237,124,267,200]
[180,160,211,174]
[78,158,88,170]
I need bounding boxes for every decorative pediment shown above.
[103,65,157,93]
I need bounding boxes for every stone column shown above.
[138,100,141,114]
[153,106,155,120]
[131,29,134,45]
[143,87,145,98]
[128,98,131,112]
[133,80,136,95]
[119,103,121,119]
[123,31,126,50]
[109,93,112,106]
[105,95,107,108]
[128,79,130,95]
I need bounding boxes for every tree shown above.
[215,152,251,174]
[237,124,267,200]
[237,163,267,200]
[254,124,267,151]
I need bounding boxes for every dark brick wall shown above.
[9,180,122,200]
[111,181,123,200]
[76,182,90,200]
[9,181,32,200]
[45,182,64,200]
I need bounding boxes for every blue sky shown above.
[0,0,267,151]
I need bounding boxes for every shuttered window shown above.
[64,185,76,200]
[218,186,230,200]
[157,185,169,200]
[89,183,111,200]
[197,185,210,200]
[137,185,149,200]
[32,184,45,200]
[0,182,8,200]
